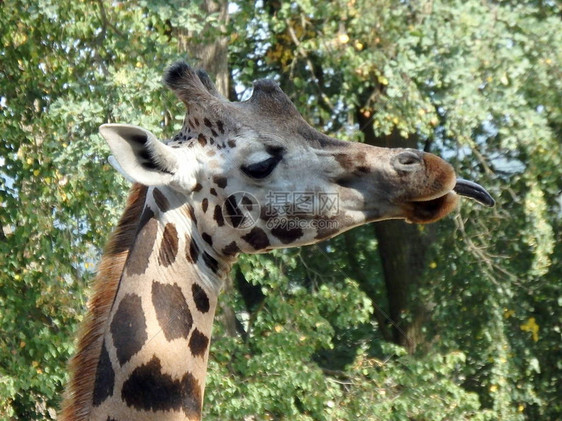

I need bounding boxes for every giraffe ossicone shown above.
[61,61,493,421]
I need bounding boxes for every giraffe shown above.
[60,62,494,421]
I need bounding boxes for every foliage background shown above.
[1,0,560,420]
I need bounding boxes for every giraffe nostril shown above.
[392,150,423,172]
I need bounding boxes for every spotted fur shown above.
[188,329,210,358]
[92,342,114,407]
[110,293,147,365]
[158,223,179,267]
[152,282,193,341]
[153,188,170,213]
[121,355,202,417]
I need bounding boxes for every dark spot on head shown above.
[186,233,200,263]
[110,293,147,366]
[203,117,213,128]
[333,153,354,171]
[198,133,207,147]
[227,139,236,148]
[158,223,179,267]
[152,281,193,341]
[201,232,213,246]
[92,341,114,406]
[202,252,219,273]
[242,227,270,250]
[335,151,368,174]
[153,188,170,213]
[193,117,200,127]
[193,183,203,192]
[210,188,217,196]
[222,241,240,257]
[216,120,225,134]
[202,198,208,213]
[213,176,227,189]
[191,283,210,313]
[224,195,245,228]
[211,128,218,137]
[213,205,224,227]
[271,224,304,244]
[189,328,209,358]
[127,214,158,277]
[121,355,202,418]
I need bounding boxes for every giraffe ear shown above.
[100,124,178,186]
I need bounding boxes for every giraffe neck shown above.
[61,185,235,421]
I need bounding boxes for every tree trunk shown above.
[177,0,230,96]
[357,110,435,353]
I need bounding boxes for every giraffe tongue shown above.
[453,178,495,207]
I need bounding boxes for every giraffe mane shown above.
[60,183,148,420]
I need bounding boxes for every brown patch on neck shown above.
[60,183,148,421]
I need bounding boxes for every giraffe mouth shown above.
[405,179,494,224]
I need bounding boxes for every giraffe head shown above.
[101,62,493,257]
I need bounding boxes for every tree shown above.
[1,0,560,419]
[0,1,180,418]
[226,2,561,418]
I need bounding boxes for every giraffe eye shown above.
[241,156,281,179]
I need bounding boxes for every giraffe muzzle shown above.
[400,177,494,224]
